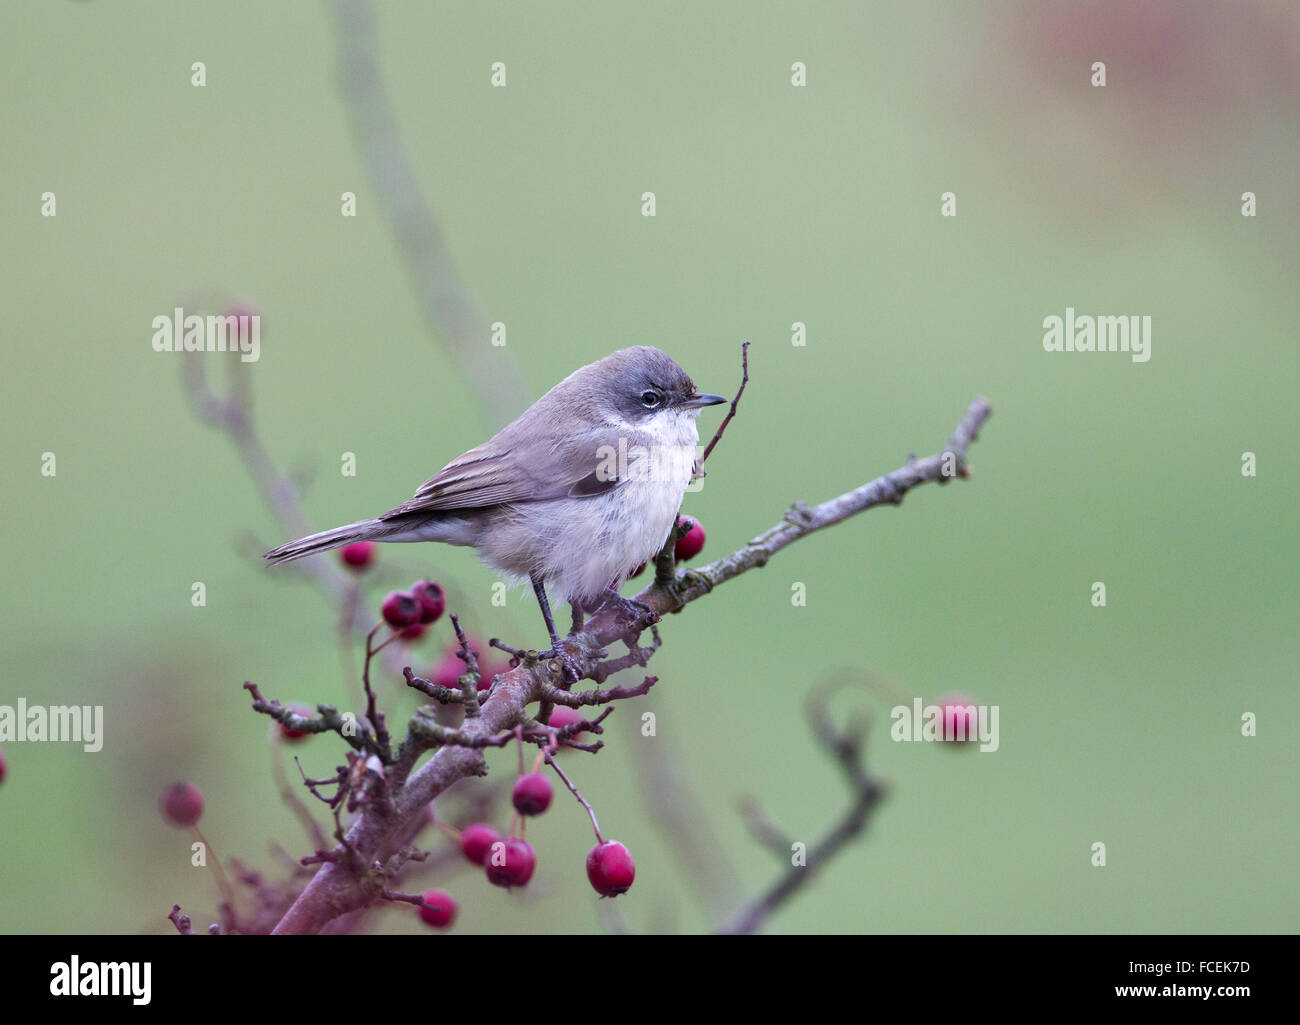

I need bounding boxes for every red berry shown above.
[417,889,457,928]
[674,517,705,561]
[937,693,979,745]
[477,667,503,692]
[400,622,429,644]
[411,580,446,625]
[381,591,421,629]
[431,641,493,692]
[512,772,553,816]
[431,649,463,690]
[159,781,204,827]
[459,823,499,866]
[0,749,6,785]
[546,706,586,737]
[339,541,376,570]
[628,562,646,579]
[586,840,635,897]
[485,838,536,888]
[278,703,313,741]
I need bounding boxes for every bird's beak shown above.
[682,392,728,409]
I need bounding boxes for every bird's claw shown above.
[538,644,583,685]
[594,590,659,635]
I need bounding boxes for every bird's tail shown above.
[264,518,388,566]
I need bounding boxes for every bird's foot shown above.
[537,641,583,686]
[591,589,659,640]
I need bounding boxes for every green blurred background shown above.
[1,0,1296,934]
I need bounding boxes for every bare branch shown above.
[638,396,991,614]
[721,682,887,934]
[180,352,353,607]
[737,795,796,859]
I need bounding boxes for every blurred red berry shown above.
[477,656,510,691]
[381,591,421,629]
[431,648,463,690]
[339,541,376,571]
[411,580,446,624]
[278,703,313,741]
[674,517,705,561]
[159,781,204,827]
[628,562,646,579]
[512,772,553,816]
[937,693,979,745]
[400,622,429,644]
[0,749,6,784]
[417,889,457,928]
[431,640,494,692]
[586,840,635,897]
[485,838,536,888]
[459,823,499,866]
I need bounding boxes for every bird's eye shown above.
[640,390,661,407]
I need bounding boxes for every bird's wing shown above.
[380,425,627,518]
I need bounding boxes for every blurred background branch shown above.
[722,682,886,935]
[327,0,529,428]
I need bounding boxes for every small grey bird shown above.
[264,346,726,655]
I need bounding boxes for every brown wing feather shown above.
[380,426,625,519]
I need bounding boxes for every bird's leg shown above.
[531,574,564,648]
[531,574,582,684]
[569,603,585,636]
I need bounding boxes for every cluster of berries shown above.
[417,809,635,930]
[339,542,448,644]
[155,531,665,932]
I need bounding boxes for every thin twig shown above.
[701,340,750,465]
[720,681,887,934]
[168,905,195,936]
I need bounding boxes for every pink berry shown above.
[381,591,421,629]
[159,781,204,827]
[417,889,457,928]
[586,840,635,897]
[546,706,586,738]
[459,823,499,866]
[339,541,376,571]
[0,749,6,784]
[485,838,536,888]
[431,641,493,692]
[224,304,259,343]
[512,772,553,816]
[411,580,446,625]
[937,693,979,745]
[674,517,705,561]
